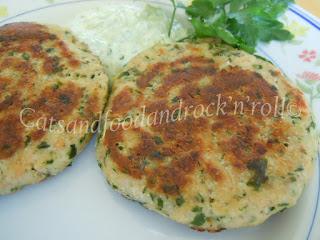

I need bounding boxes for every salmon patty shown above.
[0,22,109,195]
[96,40,317,231]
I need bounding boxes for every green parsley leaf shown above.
[185,0,294,53]
[192,206,203,212]
[46,159,54,164]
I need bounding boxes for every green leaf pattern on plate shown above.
[296,71,320,109]
[0,5,8,18]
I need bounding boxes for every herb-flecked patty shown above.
[97,40,318,231]
[0,22,109,195]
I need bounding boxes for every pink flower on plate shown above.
[297,71,320,81]
[299,49,317,62]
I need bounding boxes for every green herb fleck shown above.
[68,144,77,159]
[279,208,287,213]
[278,203,289,213]
[176,196,185,206]
[46,48,54,53]
[11,187,19,193]
[46,159,54,164]
[119,71,130,78]
[37,141,50,149]
[290,176,296,182]
[271,85,278,92]
[8,51,15,56]
[105,149,111,159]
[247,159,268,190]
[253,64,263,70]
[215,216,225,222]
[171,96,180,103]
[22,53,30,61]
[278,203,289,207]
[52,81,62,90]
[51,56,63,73]
[172,109,181,120]
[157,197,164,210]
[150,193,156,201]
[290,115,302,125]
[306,121,316,133]
[98,162,102,168]
[295,166,304,172]
[24,135,31,147]
[191,213,206,226]
[79,134,87,144]
[153,136,164,145]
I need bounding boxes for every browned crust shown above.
[104,45,308,197]
[0,22,88,160]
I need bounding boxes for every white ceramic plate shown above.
[0,1,319,240]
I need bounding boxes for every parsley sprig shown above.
[168,0,177,37]
[169,0,294,53]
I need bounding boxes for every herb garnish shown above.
[170,0,294,53]
[22,53,30,61]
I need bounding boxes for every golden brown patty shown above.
[97,40,317,231]
[0,22,109,195]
